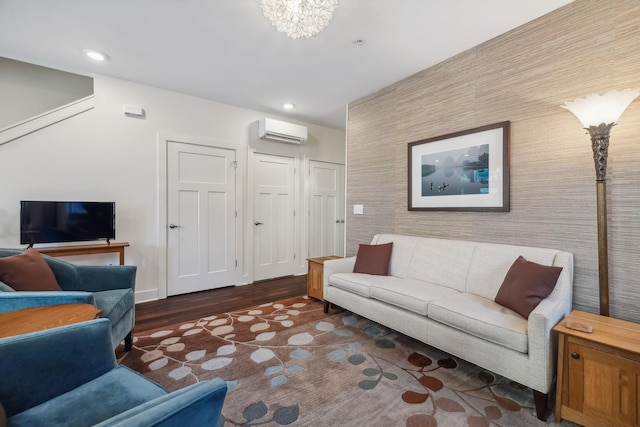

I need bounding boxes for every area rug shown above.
[117,296,573,426]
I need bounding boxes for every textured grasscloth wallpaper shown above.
[346,0,640,321]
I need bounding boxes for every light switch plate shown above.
[353,204,363,215]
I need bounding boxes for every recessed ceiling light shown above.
[83,49,109,62]
[283,103,295,110]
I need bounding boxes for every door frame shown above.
[157,133,247,300]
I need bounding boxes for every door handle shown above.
[169,224,181,229]
[335,220,340,224]
[254,221,263,226]
[340,219,345,223]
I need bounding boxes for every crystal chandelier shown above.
[259,0,340,39]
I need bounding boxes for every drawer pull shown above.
[571,352,580,360]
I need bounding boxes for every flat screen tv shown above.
[20,201,116,245]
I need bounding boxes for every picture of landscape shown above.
[421,144,489,197]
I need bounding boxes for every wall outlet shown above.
[353,204,364,215]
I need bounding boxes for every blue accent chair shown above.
[0,248,136,350]
[0,318,228,426]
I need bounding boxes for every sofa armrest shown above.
[0,291,95,314]
[323,257,356,294]
[0,319,116,417]
[76,265,137,292]
[93,379,228,427]
[526,251,574,392]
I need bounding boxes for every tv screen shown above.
[20,201,116,245]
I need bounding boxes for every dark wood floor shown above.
[134,275,307,331]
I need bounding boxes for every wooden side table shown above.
[0,304,102,339]
[37,242,130,265]
[307,256,341,301]
[554,310,640,426]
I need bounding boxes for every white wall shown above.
[345,0,640,321]
[0,57,93,129]
[0,75,346,302]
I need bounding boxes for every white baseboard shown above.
[135,288,159,304]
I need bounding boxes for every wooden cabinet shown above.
[307,256,341,301]
[554,310,640,427]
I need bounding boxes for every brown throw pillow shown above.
[353,242,393,276]
[495,255,563,319]
[0,248,61,291]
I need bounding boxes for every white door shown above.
[167,141,236,296]
[253,153,296,281]
[309,161,345,258]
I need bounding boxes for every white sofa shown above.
[323,234,573,421]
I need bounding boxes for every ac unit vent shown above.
[258,117,308,145]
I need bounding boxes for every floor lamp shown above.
[561,89,640,317]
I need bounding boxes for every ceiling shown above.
[0,0,574,130]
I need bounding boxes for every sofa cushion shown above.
[428,293,529,353]
[465,243,560,300]
[328,273,380,298]
[353,242,393,275]
[93,289,135,325]
[495,256,563,318]
[372,234,422,278]
[8,366,166,427]
[0,248,62,291]
[407,239,477,292]
[370,278,460,316]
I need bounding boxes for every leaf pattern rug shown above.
[117,296,576,427]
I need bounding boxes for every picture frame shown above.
[408,121,510,212]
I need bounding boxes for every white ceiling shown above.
[0,0,574,130]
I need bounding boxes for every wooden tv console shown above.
[36,242,129,265]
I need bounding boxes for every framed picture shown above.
[408,121,510,212]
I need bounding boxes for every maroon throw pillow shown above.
[0,248,61,291]
[353,242,393,276]
[495,255,563,319]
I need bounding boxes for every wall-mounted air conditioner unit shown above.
[258,117,308,145]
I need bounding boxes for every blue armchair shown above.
[0,248,136,350]
[0,318,228,426]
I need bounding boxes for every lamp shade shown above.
[561,89,640,127]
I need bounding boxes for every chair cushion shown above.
[93,289,135,325]
[0,281,15,292]
[353,242,393,275]
[428,293,529,353]
[0,248,61,291]
[494,255,563,318]
[8,366,167,427]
